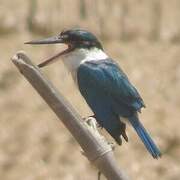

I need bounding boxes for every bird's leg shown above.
[83,114,95,120]
[83,115,102,128]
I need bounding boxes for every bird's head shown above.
[25,29,103,67]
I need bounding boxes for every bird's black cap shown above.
[25,28,103,67]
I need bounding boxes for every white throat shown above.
[62,47,108,82]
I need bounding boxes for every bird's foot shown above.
[83,115,95,120]
[83,116,113,152]
[83,115,102,128]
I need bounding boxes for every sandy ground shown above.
[0,31,179,180]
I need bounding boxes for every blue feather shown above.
[77,59,161,158]
[129,114,161,158]
[77,63,124,144]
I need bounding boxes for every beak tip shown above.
[24,35,63,45]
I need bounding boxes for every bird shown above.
[25,28,161,159]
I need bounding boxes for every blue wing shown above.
[77,59,145,115]
[77,59,161,158]
[77,59,144,143]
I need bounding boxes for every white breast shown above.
[62,48,108,83]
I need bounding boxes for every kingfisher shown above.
[26,29,161,159]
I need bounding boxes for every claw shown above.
[115,136,122,145]
[83,115,95,120]
[83,115,103,128]
[122,131,128,142]
[119,121,128,142]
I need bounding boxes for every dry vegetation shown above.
[0,0,180,180]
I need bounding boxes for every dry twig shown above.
[11,51,130,180]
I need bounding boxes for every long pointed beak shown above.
[25,35,74,68]
[25,35,64,45]
[37,47,72,68]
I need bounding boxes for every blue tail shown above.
[128,114,161,159]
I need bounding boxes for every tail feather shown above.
[129,115,161,159]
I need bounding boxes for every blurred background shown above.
[0,0,180,179]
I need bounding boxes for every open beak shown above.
[25,35,74,68]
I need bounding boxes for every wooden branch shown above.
[11,51,130,180]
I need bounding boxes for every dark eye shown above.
[59,31,68,40]
[60,30,65,36]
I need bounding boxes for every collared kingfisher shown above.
[26,29,161,159]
